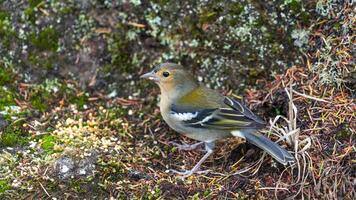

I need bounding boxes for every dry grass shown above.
[249,65,355,199]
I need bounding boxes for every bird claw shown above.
[169,141,204,151]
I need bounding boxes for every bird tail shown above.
[231,130,294,165]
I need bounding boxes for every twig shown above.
[258,187,290,191]
[39,182,51,198]
[293,90,331,103]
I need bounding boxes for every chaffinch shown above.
[141,63,294,177]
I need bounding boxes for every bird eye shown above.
[162,71,170,77]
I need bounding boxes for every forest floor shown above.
[0,1,354,199]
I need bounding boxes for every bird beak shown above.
[140,70,159,82]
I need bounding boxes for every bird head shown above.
[140,63,198,96]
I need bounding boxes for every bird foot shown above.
[169,141,204,151]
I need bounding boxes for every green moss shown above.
[24,7,36,24]
[24,0,44,24]
[0,132,20,147]
[225,3,244,26]
[59,5,76,15]
[142,185,162,199]
[0,67,15,85]
[0,10,14,48]
[0,180,10,193]
[40,135,58,153]
[69,179,89,193]
[288,0,302,14]
[107,31,132,73]
[29,27,59,52]
[30,92,49,112]
[0,120,27,147]
[199,9,219,25]
[151,0,169,6]
[69,94,88,110]
[29,84,51,112]
[183,15,202,38]
[273,107,282,116]
[29,79,65,112]
[300,11,311,23]
[335,124,352,140]
[0,87,17,110]
[28,53,57,69]
[0,10,9,20]
[29,0,43,8]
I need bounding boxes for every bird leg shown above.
[169,141,204,151]
[170,142,215,177]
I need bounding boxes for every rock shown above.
[55,157,75,180]
[55,151,97,180]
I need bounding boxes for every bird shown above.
[141,63,294,177]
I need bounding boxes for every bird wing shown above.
[170,96,265,130]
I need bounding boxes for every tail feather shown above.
[231,130,294,165]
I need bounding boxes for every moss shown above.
[230,2,244,14]
[40,135,55,151]
[107,31,132,73]
[29,79,64,112]
[227,3,244,26]
[273,106,282,116]
[0,10,14,48]
[288,0,302,14]
[59,5,76,15]
[0,132,20,147]
[0,87,17,110]
[0,120,27,147]
[199,8,219,25]
[0,66,15,85]
[69,94,88,110]
[142,185,162,199]
[24,7,37,24]
[300,11,311,24]
[335,124,352,140]
[29,27,59,52]
[0,10,9,20]
[69,179,89,193]
[183,15,203,38]
[29,84,53,112]
[0,180,10,193]
[24,0,44,24]
[29,0,43,8]
[151,0,169,6]
[30,92,50,112]
[28,53,57,69]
